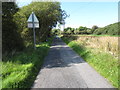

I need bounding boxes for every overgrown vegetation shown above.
[2,1,67,56]
[1,37,53,88]
[62,35,118,88]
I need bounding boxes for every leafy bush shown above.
[63,26,91,35]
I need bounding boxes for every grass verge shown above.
[62,36,118,88]
[67,34,120,37]
[1,37,53,89]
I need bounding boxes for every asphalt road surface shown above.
[32,37,114,88]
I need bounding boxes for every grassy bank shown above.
[69,34,120,37]
[1,37,53,89]
[62,36,118,88]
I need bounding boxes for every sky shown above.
[61,2,118,28]
[16,0,119,28]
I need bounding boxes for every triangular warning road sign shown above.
[27,12,39,23]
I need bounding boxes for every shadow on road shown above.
[41,37,86,69]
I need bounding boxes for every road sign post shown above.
[32,12,36,50]
[27,12,39,50]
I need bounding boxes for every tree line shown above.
[2,1,67,55]
[52,22,119,36]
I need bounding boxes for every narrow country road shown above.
[32,37,114,88]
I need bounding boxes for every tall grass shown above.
[77,36,118,57]
[62,35,118,88]
[63,35,118,58]
[1,37,53,89]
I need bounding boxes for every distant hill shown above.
[93,22,119,35]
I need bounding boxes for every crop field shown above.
[62,35,119,87]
